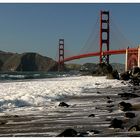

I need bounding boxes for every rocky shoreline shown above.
[0,83,140,137]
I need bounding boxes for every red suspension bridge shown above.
[58,11,140,71]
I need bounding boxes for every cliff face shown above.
[0,51,14,70]
[0,51,57,72]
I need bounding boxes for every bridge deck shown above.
[61,48,138,62]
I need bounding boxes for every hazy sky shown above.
[0,3,140,64]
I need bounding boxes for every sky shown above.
[0,3,140,64]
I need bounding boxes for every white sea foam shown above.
[0,76,128,113]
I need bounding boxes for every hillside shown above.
[65,63,81,71]
[0,51,57,72]
[0,51,125,72]
[0,51,15,70]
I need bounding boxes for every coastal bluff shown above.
[0,51,57,71]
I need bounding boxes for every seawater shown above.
[0,75,128,114]
[0,71,79,81]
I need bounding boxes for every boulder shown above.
[58,102,70,107]
[106,96,113,103]
[106,70,119,79]
[128,125,140,131]
[118,101,132,111]
[88,114,95,117]
[57,128,77,137]
[131,66,140,76]
[106,104,114,108]
[94,63,113,76]
[130,76,140,86]
[125,112,136,118]
[107,100,113,103]
[109,118,124,129]
[120,71,130,80]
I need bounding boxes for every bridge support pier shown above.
[125,47,140,71]
[58,39,64,71]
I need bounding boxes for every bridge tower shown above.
[125,47,140,71]
[100,10,110,64]
[58,39,64,71]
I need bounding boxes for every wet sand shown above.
[0,85,140,137]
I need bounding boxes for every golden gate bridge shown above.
[57,11,140,71]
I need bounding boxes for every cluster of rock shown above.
[120,66,140,85]
[80,62,140,85]
[109,88,140,132]
[81,62,119,79]
[80,62,124,73]
[57,65,140,137]
[79,62,120,79]
[106,67,140,132]
[57,101,100,137]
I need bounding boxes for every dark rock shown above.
[57,128,77,137]
[109,118,124,129]
[107,70,119,79]
[125,112,136,118]
[121,67,140,85]
[0,120,8,125]
[59,102,70,107]
[118,93,139,100]
[128,125,140,131]
[130,76,140,86]
[94,63,113,76]
[106,104,114,108]
[88,114,95,117]
[106,96,111,99]
[118,101,132,111]
[80,63,124,75]
[120,71,130,80]
[90,130,100,134]
[14,115,19,118]
[131,66,140,75]
[107,100,113,103]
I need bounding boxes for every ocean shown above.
[0,71,79,81]
[0,72,128,115]
[1,72,139,137]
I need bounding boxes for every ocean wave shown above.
[0,76,128,113]
[0,71,79,81]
